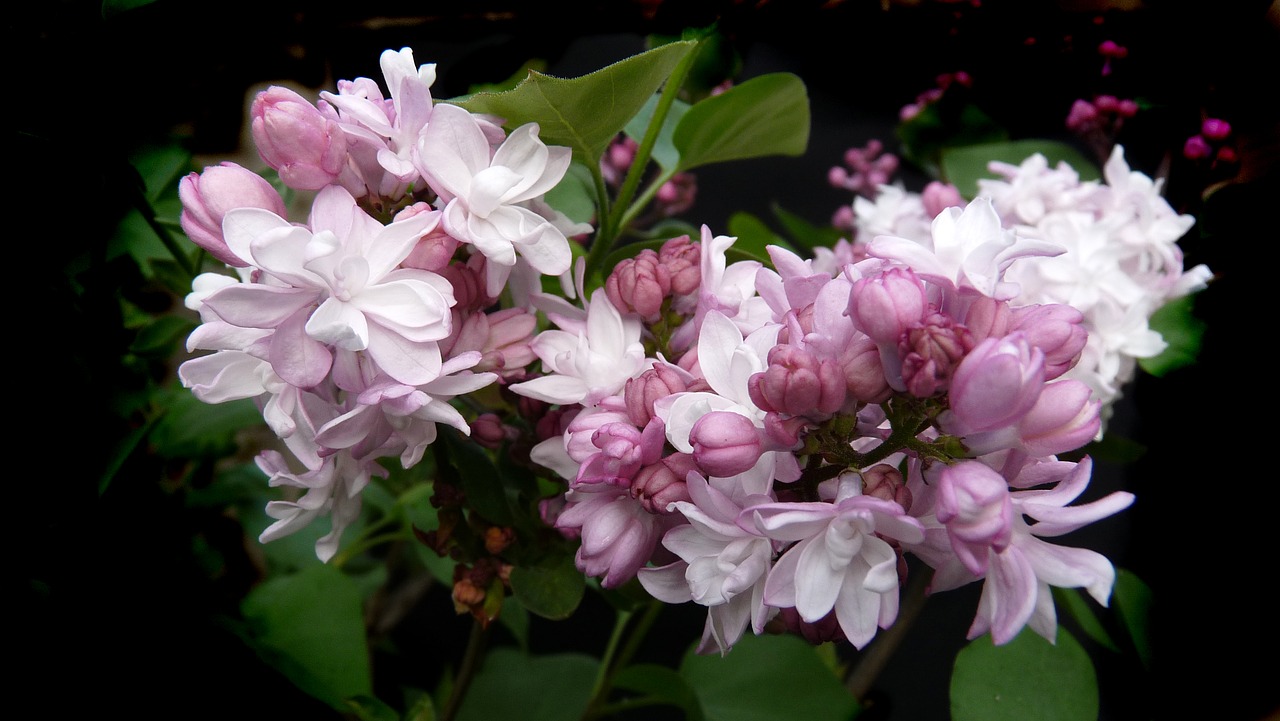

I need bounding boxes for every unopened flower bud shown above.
[842,335,892,404]
[947,334,1045,434]
[860,464,912,510]
[658,235,702,296]
[1017,380,1101,457]
[1201,118,1232,141]
[402,221,458,272]
[625,364,689,427]
[1183,135,1211,160]
[690,411,762,478]
[899,312,973,397]
[748,345,846,418]
[936,461,1013,576]
[630,453,696,514]
[1008,303,1086,380]
[606,249,671,320]
[848,268,928,345]
[251,85,348,190]
[470,413,510,449]
[484,526,515,555]
[178,162,286,267]
[921,181,965,218]
[1065,99,1099,132]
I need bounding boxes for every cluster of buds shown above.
[178,47,590,561]
[516,196,1143,655]
[1182,117,1238,168]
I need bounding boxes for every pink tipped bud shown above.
[250,86,348,190]
[1065,99,1099,132]
[1016,380,1101,457]
[1116,99,1139,118]
[401,220,458,272]
[948,333,1045,434]
[630,453,696,514]
[1183,134,1212,160]
[1097,40,1128,59]
[624,364,689,427]
[1201,118,1232,141]
[470,413,511,449]
[1094,95,1119,113]
[1008,303,1087,381]
[690,411,762,478]
[921,181,965,218]
[842,335,892,404]
[848,268,928,345]
[178,162,286,267]
[658,235,702,297]
[748,345,846,418]
[898,312,974,398]
[936,461,1013,576]
[606,249,671,320]
[860,464,913,510]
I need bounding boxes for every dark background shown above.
[18,1,1279,719]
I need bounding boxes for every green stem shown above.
[617,167,678,232]
[844,564,935,702]
[331,531,407,569]
[440,618,492,721]
[130,184,195,279]
[587,38,703,281]
[583,162,616,290]
[581,599,663,721]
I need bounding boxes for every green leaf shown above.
[240,564,373,709]
[508,552,586,621]
[1053,587,1120,652]
[128,314,196,356]
[543,161,597,226]
[950,627,1097,721]
[437,427,514,526]
[897,101,1008,179]
[941,140,1100,199]
[679,632,859,721]
[1113,568,1153,670]
[130,142,193,204]
[614,663,703,720]
[673,73,810,172]
[624,93,691,171]
[148,390,264,460]
[454,649,598,721]
[453,41,698,165]
[725,212,783,263]
[1138,293,1207,376]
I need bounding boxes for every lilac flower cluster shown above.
[520,201,1138,655]
[178,48,588,561]
[175,47,1199,660]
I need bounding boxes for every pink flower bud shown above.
[1215,146,1238,164]
[470,413,511,449]
[251,86,348,190]
[777,607,847,645]
[624,364,689,427]
[1094,94,1119,113]
[178,162,285,267]
[1065,99,1099,132]
[937,461,1013,576]
[402,222,459,272]
[1116,99,1139,118]
[658,235,702,296]
[1183,135,1211,160]
[1201,118,1232,141]
[630,453,696,514]
[690,411,762,478]
[962,296,1012,343]
[848,268,928,345]
[1008,303,1087,380]
[898,312,974,397]
[921,181,965,218]
[860,464,913,510]
[842,335,892,404]
[576,422,647,487]
[1017,380,1101,457]
[1097,40,1128,59]
[606,249,671,320]
[748,345,846,418]
[948,334,1045,433]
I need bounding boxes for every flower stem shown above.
[582,599,663,721]
[844,564,935,702]
[440,618,492,721]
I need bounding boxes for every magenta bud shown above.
[1094,94,1119,113]
[1065,99,1099,131]
[470,413,510,449]
[1216,146,1238,164]
[1201,118,1232,141]
[690,411,762,478]
[1116,99,1139,118]
[860,464,913,510]
[1183,135,1212,160]
[1097,40,1128,58]
[178,162,286,267]
[898,312,973,398]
